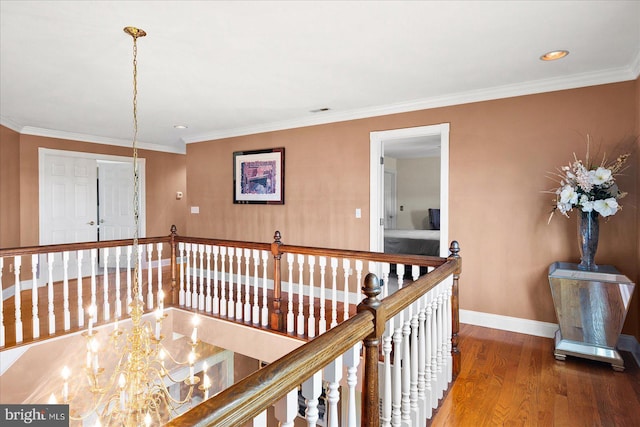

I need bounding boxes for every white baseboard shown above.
[460,309,558,338]
[460,309,640,368]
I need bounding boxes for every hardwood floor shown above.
[430,324,640,427]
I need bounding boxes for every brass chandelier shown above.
[48,27,211,426]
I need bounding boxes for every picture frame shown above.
[233,147,285,204]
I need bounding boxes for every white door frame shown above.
[369,123,450,256]
[39,148,146,245]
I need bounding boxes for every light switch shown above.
[355,208,361,218]
[190,206,199,214]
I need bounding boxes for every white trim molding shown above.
[460,309,559,338]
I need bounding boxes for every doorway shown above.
[39,148,146,246]
[369,123,449,257]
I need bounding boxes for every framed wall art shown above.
[233,147,285,204]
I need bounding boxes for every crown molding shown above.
[184,65,638,144]
[0,116,24,133]
[9,125,186,155]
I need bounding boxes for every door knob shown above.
[87,221,95,225]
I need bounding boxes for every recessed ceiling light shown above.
[310,107,331,113]
[173,124,188,129]
[540,50,569,61]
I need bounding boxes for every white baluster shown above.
[178,242,185,306]
[446,280,453,383]
[402,306,411,425]
[205,245,212,313]
[244,248,251,321]
[302,371,323,427]
[417,299,428,421]
[436,289,445,398]
[342,259,350,322]
[296,254,305,335]
[199,244,206,310]
[355,260,363,302]
[227,247,235,318]
[192,244,198,308]
[63,251,71,330]
[430,295,438,409]
[197,245,205,310]
[126,246,133,313]
[115,247,122,319]
[89,249,97,312]
[324,356,342,427]
[103,247,111,320]
[77,250,84,327]
[235,248,243,320]
[424,291,434,417]
[14,256,23,342]
[219,246,227,317]
[260,250,269,327]
[31,254,40,338]
[318,257,327,335]
[410,302,419,424]
[381,263,390,298]
[330,258,338,328]
[392,314,402,426]
[252,249,260,324]
[137,247,143,302]
[307,255,316,338]
[0,258,4,347]
[252,410,267,427]
[212,246,220,315]
[381,309,394,427]
[345,343,361,427]
[47,253,55,336]
[286,253,295,333]
[228,247,237,317]
[274,388,298,427]
[157,243,164,311]
[185,243,192,308]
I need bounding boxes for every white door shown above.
[40,154,98,245]
[98,161,136,241]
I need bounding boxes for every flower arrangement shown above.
[548,136,629,222]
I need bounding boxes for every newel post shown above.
[448,240,461,379]
[170,225,178,306]
[357,273,385,427]
[270,231,284,331]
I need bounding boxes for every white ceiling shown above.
[1,1,639,154]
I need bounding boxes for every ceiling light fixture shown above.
[50,27,205,426]
[173,125,188,129]
[540,50,569,61]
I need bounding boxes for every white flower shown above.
[579,196,594,212]
[559,185,578,206]
[589,167,612,185]
[593,198,619,217]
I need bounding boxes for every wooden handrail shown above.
[0,236,171,257]
[170,245,460,427]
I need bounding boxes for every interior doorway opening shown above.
[369,123,450,258]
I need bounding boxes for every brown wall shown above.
[0,126,21,248]
[186,80,639,338]
[0,129,188,247]
[636,77,640,338]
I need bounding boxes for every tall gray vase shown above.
[577,210,599,271]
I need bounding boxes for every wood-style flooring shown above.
[430,324,640,427]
